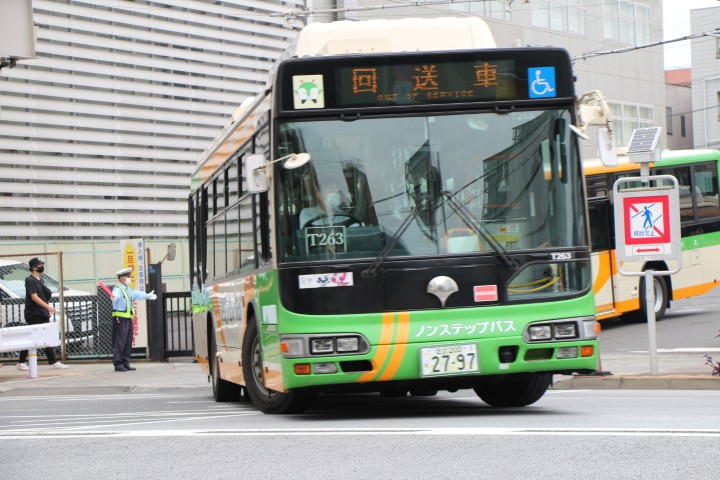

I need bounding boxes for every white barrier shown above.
[0,323,61,378]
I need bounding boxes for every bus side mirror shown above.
[246,152,311,194]
[572,90,617,167]
[246,154,269,193]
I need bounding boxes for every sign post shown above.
[613,127,682,375]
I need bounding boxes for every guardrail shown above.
[0,323,61,378]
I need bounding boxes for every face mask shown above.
[325,192,341,209]
[123,277,132,286]
[36,266,45,274]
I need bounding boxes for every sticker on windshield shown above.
[528,67,556,99]
[293,75,325,109]
[299,272,354,289]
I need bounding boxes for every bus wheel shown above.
[242,318,316,414]
[624,276,668,323]
[210,336,241,402]
[473,373,551,407]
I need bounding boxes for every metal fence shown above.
[0,245,195,361]
[1,288,195,361]
[1,293,112,360]
[164,292,193,358]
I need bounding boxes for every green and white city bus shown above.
[189,17,600,414]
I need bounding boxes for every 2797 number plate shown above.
[420,343,479,377]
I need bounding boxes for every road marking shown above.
[0,393,209,402]
[1,427,720,439]
[627,348,720,353]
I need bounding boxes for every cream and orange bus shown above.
[587,149,720,322]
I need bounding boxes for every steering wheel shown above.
[302,211,363,229]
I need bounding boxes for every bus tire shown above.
[242,317,316,414]
[624,276,668,323]
[210,335,241,402]
[473,373,551,407]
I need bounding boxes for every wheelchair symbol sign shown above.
[528,67,556,98]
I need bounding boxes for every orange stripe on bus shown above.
[592,251,612,295]
[378,312,410,381]
[672,282,720,301]
[357,312,395,382]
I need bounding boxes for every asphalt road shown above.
[1,388,719,479]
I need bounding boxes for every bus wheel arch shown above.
[241,314,316,414]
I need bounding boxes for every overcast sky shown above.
[663,0,720,69]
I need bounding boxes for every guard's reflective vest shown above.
[113,286,134,319]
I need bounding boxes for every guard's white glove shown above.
[148,290,157,300]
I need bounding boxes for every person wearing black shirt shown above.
[16,258,68,371]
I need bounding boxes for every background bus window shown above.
[694,164,720,219]
[588,201,610,252]
[657,166,693,222]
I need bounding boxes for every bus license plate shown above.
[420,343,479,377]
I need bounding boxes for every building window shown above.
[603,0,651,45]
[531,0,585,35]
[681,115,686,137]
[450,0,512,21]
[609,101,654,147]
[666,107,673,135]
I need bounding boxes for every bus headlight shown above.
[554,323,577,339]
[526,317,596,342]
[281,333,370,357]
[310,338,334,354]
[336,337,360,352]
[529,325,552,340]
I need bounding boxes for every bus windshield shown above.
[276,108,586,262]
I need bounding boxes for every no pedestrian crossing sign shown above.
[613,178,681,263]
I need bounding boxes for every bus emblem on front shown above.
[426,276,459,308]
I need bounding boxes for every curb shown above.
[553,374,720,390]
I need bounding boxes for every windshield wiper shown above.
[361,206,419,279]
[440,191,518,269]
[361,192,518,278]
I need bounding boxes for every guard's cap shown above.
[29,257,44,268]
[116,267,133,277]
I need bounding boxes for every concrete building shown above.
[690,6,720,149]
[1,0,666,244]
[665,68,693,150]
[0,0,303,240]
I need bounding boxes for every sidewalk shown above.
[0,358,209,395]
[553,351,720,390]
[0,351,717,394]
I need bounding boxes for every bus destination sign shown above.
[280,49,573,111]
[336,59,518,107]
